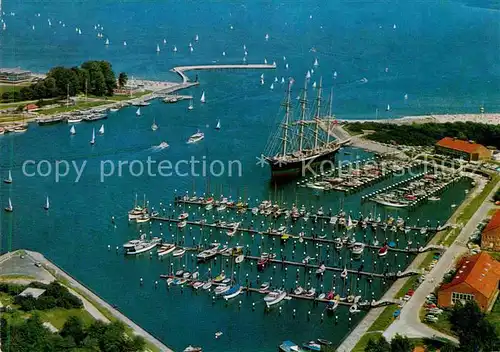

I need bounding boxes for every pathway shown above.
[171,63,276,84]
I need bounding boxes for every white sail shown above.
[265,33,269,40]
[404,94,408,100]
[105,38,109,45]
[156,44,160,52]
[333,71,337,78]
[274,77,278,82]
[163,38,167,44]
[123,41,127,46]
[306,70,311,79]
[90,128,95,144]
[195,34,199,41]
[222,51,226,56]
[386,104,391,111]
[313,58,319,67]
[99,124,104,134]
[281,77,285,84]
[243,44,246,50]
[188,99,194,110]
[151,119,158,131]
[70,125,76,135]
[285,63,289,69]
[260,78,264,85]
[264,58,267,64]
[312,81,317,88]
[6,170,12,183]
[216,120,221,130]
[136,108,141,116]
[347,215,353,229]
[190,46,193,52]
[200,92,206,103]
[270,83,274,90]
[260,73,264,79]
[173,45,177,52]
[45,196,50,210]
[8,198,12,210]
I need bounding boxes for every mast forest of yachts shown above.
[263,78,340,179]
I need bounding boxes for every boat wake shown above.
[151,142,170,151]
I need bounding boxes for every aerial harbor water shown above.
[0,0,498,351]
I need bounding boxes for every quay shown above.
[150,215,439,254]
[10,250,173,352]
[171,63,277,84]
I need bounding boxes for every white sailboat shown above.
[260,78,264,85]
[156,44,160,53]
[90,128,95,145]
[270,83,274,90]
[306,70,311,79]
[136,108,141,116]
[4,170,12,184]
[173,45,178,52]
[281,77,285,84]
[78,28,82,35]
[70,125,76,135]
[105,38,109,45]
[285,63,289,69]
[222,51,226,56]
[274,77,278,83]
[260,73,264,80]
[265,33,269,41]
[386,104,391,111]
[200,92,206,104]
[151,119,158,131]
[5,198,13,212]
[44,196,50,210]
[313,58,319,67]
[312,81,317,88]
[98,124,104,135]
[188,99,194,110]
[195,34,199,41]
[333,71,338,78]
[123,41,127,46]
[215,120,221,130]
[264,58,268,64]
[190,46,193,53]
[404,93,408,100]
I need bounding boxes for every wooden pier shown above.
[171,63,277,83]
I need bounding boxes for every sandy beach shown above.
[339,113,500,125]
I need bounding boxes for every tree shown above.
[390,334,413,352]
[118,72,128,88]
[449,301,500,352]
[60,315,85,345]
[365,336,390,352]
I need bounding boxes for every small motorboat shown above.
[263,290,287,307]
[378,245,389,257]
[3,170,12,184]
[340,267,348,279]
[349,304,361,314]
[223,284,242,300]
[317,339,332,346]
[221,278,231,284]
[182,272,191,279]
[304,288,316,297]
[259,282,270,293]
[187,130,204,144]
[183,346,202,352]
[214,284,230,295]
[351,242,365,256]
[213,272,226,283]
[192,281,204,289]
[303,341,321,351]
[315,264,326,276]
[175,270,184,277]
[215,331,223,339]
[172,248,186,257]
[157,244,176,256]
[294,286,304,295]
[202,281,213,290]
[178,212,189,220]
[326,300,338,312]
[177,220,187,229]
[166,278,174,285]
[318,293,326,300]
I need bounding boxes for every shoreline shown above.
[338,113,500,125]
[16,250,173,352]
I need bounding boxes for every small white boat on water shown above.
[173,45,178,52]
[43,196,50,210]
[156,44,160,53]
[125,236,161,255]
[349,304,361,314]
[214,284,230,295]
[294,286,304,295]
[172,248,186,257]
[67,116,83,123]
[202,282,213,290]
[90,128,95,145]
[183,346,202,352]
[215,120,221,130]
[213,272,226,283]
[200,91,206,103]
[151,119,158,131]
[135,214,150,223]
[69,125,76,135]
[4,198,13,212]
[4,170,12,184]
[187,130,204,144]
[259,282,270,293]
[178,212,189,220]
[98,124,104,135]
[340,267,348,279]
[264,290,287,307]
[177,220,187,228]
[188,99,194,110]
[192,281,204,290]
[157,244,176,256]
[136,108,141,116]
[316,264,326,275]
[351,242,365,255]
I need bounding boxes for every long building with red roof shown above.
[482,209,500,251]
[438,252,500,312]
[435,137,491,161]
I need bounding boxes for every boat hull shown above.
[267,146,340,180]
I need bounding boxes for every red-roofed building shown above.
[482,210,500,251]
[24,104,39,112]
[438,252,500,312]
[435,137,491,161]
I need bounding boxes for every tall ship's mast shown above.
[264,77,340,179]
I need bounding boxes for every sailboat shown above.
[70,125,76,135]
[264,58,268,64]
[270,83,274,90]
[314,58,319,67]
[195,34,199,41]
[156,44,160,53]
[151,119,158,131]
[188,99,194,110]
[163,38,167,44]
[90,128,95,145]
[136,108,141,116]
[386,104,391,111]
[105,38,109,45]
[285,63,289,69]
[200,92,206,104]
[173,45,178,52]
[215,120,221,130]
[98,124,105,135]
[265,33,269,40]
[4,170,12,184]
[4,198,13,212]
[306,70,311,79]
[44,196,50,210]
[263,77,340,179]
[404,94,408,100]
[123,41,127,46]
[312,81,317,88]
[222,51,226,56]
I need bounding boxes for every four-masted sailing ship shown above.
[264,78,340,179]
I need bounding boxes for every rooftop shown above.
[440,252,500,299]
[18,287,46,299]
[483,209,500,235]
[436,137,486,154]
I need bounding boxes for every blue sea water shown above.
[0,0,496,351]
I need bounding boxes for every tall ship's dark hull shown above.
[268,145,340,179]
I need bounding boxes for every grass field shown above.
[0,84,30,95]
[38,101,110,115]
[37,307,95,330]
[352,332,383,352]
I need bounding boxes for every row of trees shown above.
[0,314,145,352]
[4,282,83,311]
[1,61,127,103]
[345,121,500,149]
[365,301,499,352]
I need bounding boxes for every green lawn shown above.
[107,91,151,101]
[38,101,111,115]
[368,306,399,332]
[37,308,95,330]
[421,308,454,336]
[352,332,383,352]
[0,274,36,282]
[0,84,30,95]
